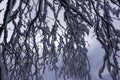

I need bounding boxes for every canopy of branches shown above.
[0,0,120,80]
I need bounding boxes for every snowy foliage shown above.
[0,0,120,80]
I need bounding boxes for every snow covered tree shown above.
[0,0,120,80]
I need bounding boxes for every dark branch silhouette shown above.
[0,27,3,37]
